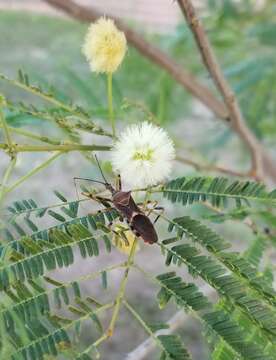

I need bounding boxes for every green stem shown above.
[123,300,166,352]
[107,73,115,138]
[0,73,112,138]
[92,240,137,350]
[0,143,111,152]
[0,109,13,151]
[0,157,17,207]
[0,124,63,145]
[107,238,137,336]
[1,73,83,120]
[5,151,62,194]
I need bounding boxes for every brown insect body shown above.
[111,190,158,244]
[76,156,158,245]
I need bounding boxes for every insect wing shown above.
[113,192,140,221]
[132,214,158,244]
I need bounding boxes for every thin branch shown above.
[107,239,137,336]
[176,0,264,180]
[5,152,63,194]
[176,155,248,178]
[5,101,109,138]
[43,0,227,120]
[0,73,83,119]
[125,312,185,360]
[0,143,111,153]
[0,124,64,145]
[0,157,17,207]
[0,72,112,138]
[124,299,170,359]
[0,113,12,147]
[126,285,213,360]
[92,239,138,350]
[43,0,276,182]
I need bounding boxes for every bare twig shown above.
[42,0,276,182]
[43,0,226,119]
[176,0,266,180]
[176,155,248,178]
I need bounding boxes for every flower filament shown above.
[132,148,154,162]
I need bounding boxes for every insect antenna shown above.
[73,177,109,204]
[73,155,114,199]
[94,154,109,185]
[73,177,107,186]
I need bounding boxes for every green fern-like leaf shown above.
[162,177,276,208]
[167,216,276,305]
[160,237,276,341]
[158,334,192,360]
[156,272,273,360]
[0,71,111,137]
[0,217,116,290]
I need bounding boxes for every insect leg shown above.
[82,191,112,207]
[153,206,164,224]
[137,199,164,224]
[136,200,157,212]
[115,174,122,191]
[142,200,158,216]
[95,196,113,208]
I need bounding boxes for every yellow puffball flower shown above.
[112,224,139,255]
[82,17,127,74]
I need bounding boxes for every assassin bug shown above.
[74,156,161,244]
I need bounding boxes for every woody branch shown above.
[176,0,264,180]
[43,0,276,182]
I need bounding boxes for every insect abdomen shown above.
[131,214,158,244]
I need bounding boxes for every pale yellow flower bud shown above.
[0,94,7,107]
[82,17,127,74]
[112,224,139,255]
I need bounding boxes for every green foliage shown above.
[1,3,276,358]
[0,195,119,359]
[163,177,276,208]
[158,334,192,360]
[166,216,276,304]
[155,272,273,360]
[1,176,275,359]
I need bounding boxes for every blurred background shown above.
[0,0,275,359]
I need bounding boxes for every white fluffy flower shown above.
[111,122,175,188]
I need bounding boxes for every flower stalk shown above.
[107,237,137,337]
[107,72,115,138]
